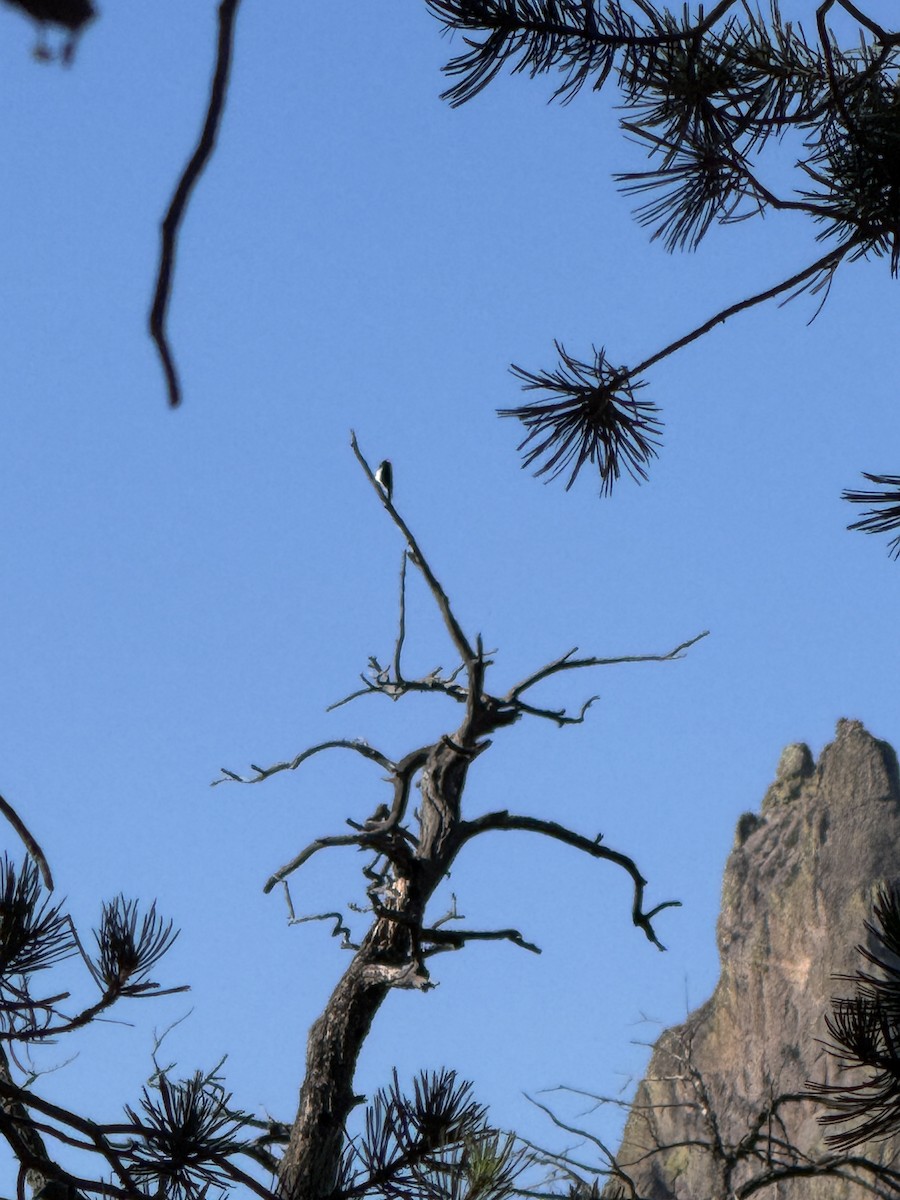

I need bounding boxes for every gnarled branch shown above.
[456,810,680,950]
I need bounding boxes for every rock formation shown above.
[605,719,900,1199]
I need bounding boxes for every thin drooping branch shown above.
[149,0,243,408]
[510,693,600,728]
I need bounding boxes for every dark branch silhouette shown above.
[149,0,243,408]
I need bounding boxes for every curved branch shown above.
[0,792,52,890]
[457,811,680,949]
[149,0,243,408]
[263,833,367,895]
[511,694,599,727]
[364,747,430,830]
[212,739,395,787]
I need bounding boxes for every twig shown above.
[263,833,368,895]
[393,551,408,682]
[149,0,243,407]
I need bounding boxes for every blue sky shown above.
[1,0,898,1185]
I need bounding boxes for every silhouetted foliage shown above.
[14,1,899,548]
[339,1069,524,1200]
[843,474,900,558]
[810,884,900,1149]
[426,0,900,525]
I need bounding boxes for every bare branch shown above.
[527,1093,620,1168]
[457,811,680,950]
[422,924,542,955]
[149,0,243,408]
[511,694,600,727]
[212,739,395,787]
[506,630,709,701]
[263,833,367,895]
[350,433,477,669]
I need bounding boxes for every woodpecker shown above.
[375,460,393,502]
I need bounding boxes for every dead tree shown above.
[213,435,707,1200]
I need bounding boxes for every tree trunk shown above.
[278,738,472,1200]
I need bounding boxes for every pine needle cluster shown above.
[428,0,900,523]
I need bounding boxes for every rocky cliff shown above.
[605,719,900,1199]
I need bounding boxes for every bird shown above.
[375,460,393,503]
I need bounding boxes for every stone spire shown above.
[605,720,900,1199]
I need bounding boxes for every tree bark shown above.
[278,737,473,1200]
